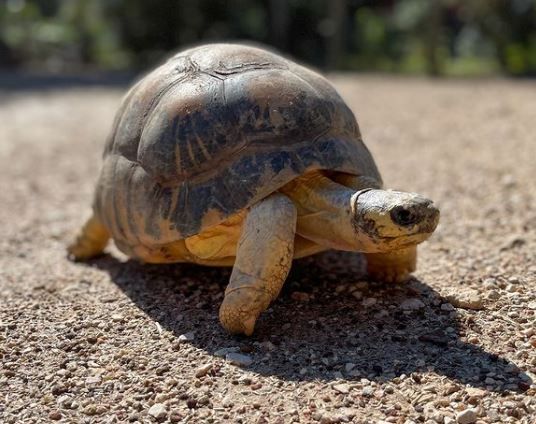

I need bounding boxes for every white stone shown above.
[456,408,478,424]
[148,403,167,420]
[333,383,350,394]
[85,376,101,385]
[178,332,195,342]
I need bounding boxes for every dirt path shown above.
[1,76,535,423]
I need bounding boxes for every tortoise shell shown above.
[95,43,382,246]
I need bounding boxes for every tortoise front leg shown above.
[364,246,417,283]
[219,193,297,336]
[67,213,110,260]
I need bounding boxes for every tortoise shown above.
[68,43,439,336]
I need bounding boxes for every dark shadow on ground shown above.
[0,71,136,92]
[88,250,531,393]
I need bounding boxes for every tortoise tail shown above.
[67,213,110,261]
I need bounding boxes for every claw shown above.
[218,294,262,336]
[219,308,258,336]
[241,316,256,336]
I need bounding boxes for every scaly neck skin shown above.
[280,173,370,251]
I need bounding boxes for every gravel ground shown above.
[1,75,535,424]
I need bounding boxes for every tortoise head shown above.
[350,189,440,252]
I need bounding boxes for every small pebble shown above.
[48,411,62,420]
[148,403,167,420]
[56,395,71,407]
[353,281,369,291]
[443,383,460,395]
[195,363,213,378]
[522,328,535,337]
[65,361,77,371]
[434,397,450,407]
[482,278,497,288]
[225,352,253,367]
[335,284,346,293]
[486,290,500,300]
[291,291,310,302]
[487,409,500,421]
[214,347,240,357]
[178,332,195,342]
[85,376,101,385]
[456,408,478,424]
[465,387,486,399]
[400,298,425,311]
[506,284,517,293]
[362,297,377,307]
[333,383,350,394]
[352,291,363,300]
[83,404,98,416]
[332,371,343,379]
[374,310,389,319]
[169,412,183,422]
[155,393,168,403]
[222,396,234,407]
[446,291,484,310]
[500,235,525,250]
[441,303,455,311]
[260,341,276,351]
[362,386,374,397]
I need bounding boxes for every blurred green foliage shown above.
[1,0,536,76]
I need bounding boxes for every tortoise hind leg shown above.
[219,193,297,336]
[67,213,110,261]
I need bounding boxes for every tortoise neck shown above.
[280,172,365,251]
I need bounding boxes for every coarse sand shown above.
[0,75,535,423]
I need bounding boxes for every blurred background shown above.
[1,0,536,77]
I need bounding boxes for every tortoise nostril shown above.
[391,207,418,226]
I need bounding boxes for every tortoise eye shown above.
[390,207,418,226]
